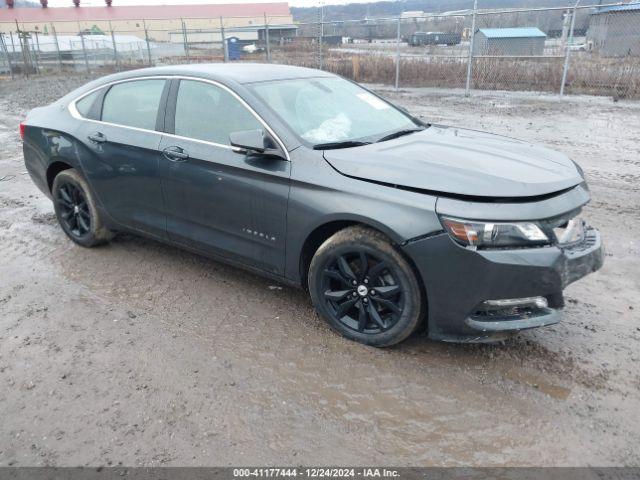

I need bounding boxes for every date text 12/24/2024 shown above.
[233,468,400,478]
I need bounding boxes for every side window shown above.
[75,89,101,120]
[101,79,165,130]
[174,80,262,145]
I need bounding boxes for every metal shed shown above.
[473,27,547,56]
[587,2,640,57]
[409,31,462,46]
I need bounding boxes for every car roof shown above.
[117,63,336,85]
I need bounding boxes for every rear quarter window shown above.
[75,90,102,120]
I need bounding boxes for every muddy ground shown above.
[0,74,639,467]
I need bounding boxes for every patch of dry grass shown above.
[271,44,640,98]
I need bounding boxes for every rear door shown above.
[159,78,291,275]
[76,78,169,239]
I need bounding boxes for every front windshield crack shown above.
[250,77,424,149]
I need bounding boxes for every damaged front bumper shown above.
[403,224,603,342]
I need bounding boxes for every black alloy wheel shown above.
[309,226,423,347]
[55,181,91,239]
[52,168,113,247]
[321,250,404,334]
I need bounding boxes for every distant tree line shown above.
[292,0,589,23]
[293,0,592,40]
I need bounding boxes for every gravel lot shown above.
[0,73,639,467]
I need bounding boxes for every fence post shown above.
[16,23,31,77]
[109,20,119,69]
[80,33,90,72]
[181,19,190,62]
[51,24,63,71]
[143,19,152,66]
[318,4,324,70]
[78,22,90,72]
[9,31,16,54]
[394,17,401,90]
[465,0,478,97]
[560,0,580,97]
[30,42,39,75]
[264,13,271,63]
[0,33,14,79]
[33,31,41,74]
[219,17,227,62]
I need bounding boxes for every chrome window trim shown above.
[68,75,291,161]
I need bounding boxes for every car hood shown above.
[323,126,583,198]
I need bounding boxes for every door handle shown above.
[162,146,189,162]
[87,132,106,143]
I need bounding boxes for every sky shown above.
[44,0,372,7]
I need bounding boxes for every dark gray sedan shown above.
[21,64,603,346]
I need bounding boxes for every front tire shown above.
[308,226,423,347]
[52,169,113,247]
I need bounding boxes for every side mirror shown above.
[229,129,269,154]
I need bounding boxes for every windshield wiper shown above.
[376,128,424,143]
[312,140,371,150]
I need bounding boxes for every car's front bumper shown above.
[402,225,603,342]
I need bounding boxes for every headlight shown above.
[440,216,549,248]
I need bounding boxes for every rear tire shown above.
[52,169,113,247]
[308,226,423,347]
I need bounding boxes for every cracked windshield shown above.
[251,77,418,145]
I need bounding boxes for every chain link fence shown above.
[1,2,639,98]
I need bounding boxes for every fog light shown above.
[474,296,549,319]
[482,297,548,309]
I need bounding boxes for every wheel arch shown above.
[46,159,76,192]
[299,220,360,290]
[296,215,421,292]
[300,218,430,339]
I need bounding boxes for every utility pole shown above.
[109,20,119,69]
[32,30,40,74]
[51,24,63,71]
[560,0,581,96]
[181,18,190,62]
[394,17,401,90]
[15,21,30,77]
[143,19,152,65]
[78,20,90,72]
[464,0,478,97]
[318,2,324,70]
[219,17,227,62]
[264,12,271,62]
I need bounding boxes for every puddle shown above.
[503,370,571,400]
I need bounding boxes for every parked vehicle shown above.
[409,31,462,46]
[569,43,588,51]
[21,64,603,346]
[242,44,259,53]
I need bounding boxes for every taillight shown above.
[19,123,26,140]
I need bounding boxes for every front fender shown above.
[285,150,443,283]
